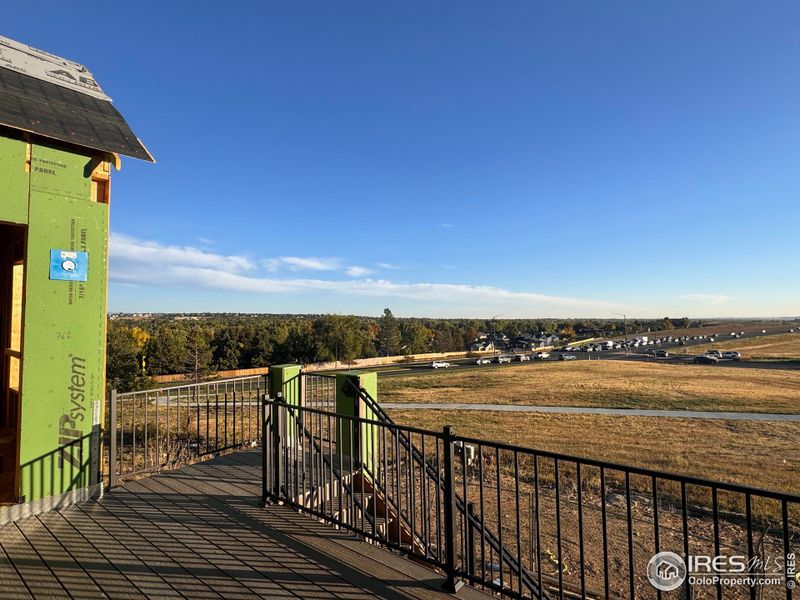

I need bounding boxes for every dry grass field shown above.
[380,360,800,413]
[389,408,800,494]
[676,331,800,361]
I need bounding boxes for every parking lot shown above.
[378,326,800,377]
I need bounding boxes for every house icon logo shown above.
[647,551,687,591]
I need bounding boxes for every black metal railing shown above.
[108,374,268,487]
[263,395,799,600]
[301,371,337,412]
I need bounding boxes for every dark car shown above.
[693,355,718,365]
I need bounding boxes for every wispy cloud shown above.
[263,256,342,272]
[681,293,733,304]
[111,233,255,272]
[441,223,454,229]
[377,262,400,270]
[345,266,373,277]
[109,233,624,314]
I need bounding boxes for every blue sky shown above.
[7,2,800,318]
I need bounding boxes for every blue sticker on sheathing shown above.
[49,249,88,281]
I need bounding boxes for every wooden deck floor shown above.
[0,449,491,599]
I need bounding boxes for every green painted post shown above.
[269,365,301,441]
[335,371,378,476]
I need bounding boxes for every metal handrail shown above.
[265,393,799,600]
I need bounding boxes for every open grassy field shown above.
[380,360,800,413]
[675,331,800,361]
[388,408,800,494]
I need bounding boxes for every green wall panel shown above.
[0,136,29,224]
[17,143,108,502]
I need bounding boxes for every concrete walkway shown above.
[382,403,800,422]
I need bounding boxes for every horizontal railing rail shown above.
[264,398,799,600]
[108,374,268,487]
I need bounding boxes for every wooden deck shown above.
[0,449,491,599]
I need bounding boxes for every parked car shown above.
[496,356,512,364]
[656,350,669,358]
[694,355,719,364]
[516,354,531,362]
[705,350,722,358]
[475,358,491,365]
[558,354,577,361]
[535,352,550,359]
[722,351,741,360]
[431,361,450,369]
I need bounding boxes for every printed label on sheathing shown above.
[58,354,88,470]
[0,35,110,100]
[92,400,100,426]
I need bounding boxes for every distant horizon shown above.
[107,310,799,322]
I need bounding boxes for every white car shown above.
[722,351,741,360]
[496,356,512,364]
[475,358,491,365]
[431,361,450,369]
[535,352,550,359]
[516,354,531,362]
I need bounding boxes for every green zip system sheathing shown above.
[1,136,108,507]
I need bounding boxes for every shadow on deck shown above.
[0,448,491,599]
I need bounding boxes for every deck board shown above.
[0,449,492,599]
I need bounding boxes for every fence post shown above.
[260,392,269,506]
[271,392,284,502]
[109,389,117,489]
[442,425,464,594]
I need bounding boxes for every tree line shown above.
[106,310,699,391]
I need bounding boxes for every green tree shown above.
[144,326,189,375]
[106,324,145,392]
[401,321,432,354]
[378,308,402,356]
[212,329,242,370]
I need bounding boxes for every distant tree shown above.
[401,321,432,354]
[185,326,214,381]
[145,326,189,375]
[212,329,242,370]
[378,308,402,356]
[106,324,145,392]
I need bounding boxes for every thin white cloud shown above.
[263,256,342,271]
[111,232,254,272]
[441,223,454,228]
[681,293,733,304]
[345,266,373,277]
[377,262,400,270]
[109,233,625,314]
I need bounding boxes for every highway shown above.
[376,326,800,377]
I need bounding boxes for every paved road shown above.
[382,402,800,422]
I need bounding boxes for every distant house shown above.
[470,340,495,352]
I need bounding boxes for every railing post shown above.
[442,425,464,594]
[260,392,268,506]
[271,392,284,502]
[109,389,117,489]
